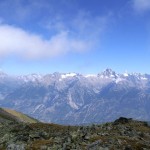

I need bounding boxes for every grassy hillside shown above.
[0,108,38,123]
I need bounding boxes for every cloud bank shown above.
[133,0,150,12]
[0,12,111,59]
[0,24,92,59]
[0,0,113,60]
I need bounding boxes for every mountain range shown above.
[0,69,150,125]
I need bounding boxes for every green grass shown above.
[0,107,38,123]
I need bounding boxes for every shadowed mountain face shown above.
[0,69,150,124]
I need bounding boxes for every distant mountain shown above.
[0,69,150,124]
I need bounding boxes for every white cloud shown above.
[0,11,111,60]
[0,1,113,60]
[46,11,112,49]
[71,11,111,40]
[0,24,91,59]
[133,0,150,12]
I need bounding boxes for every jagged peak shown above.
[97,68,118,79]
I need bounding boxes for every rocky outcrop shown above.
[113,117,133,125]
[0,117,150,149]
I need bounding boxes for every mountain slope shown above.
[0,69,150,124]
[0,108,38,123]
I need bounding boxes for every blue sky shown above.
[0,0,150,75]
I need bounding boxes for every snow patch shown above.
[110,75,115,77]
[59,78,62,81]
[19,74,43,82]
[68,93,79,110]
[115,78,123,83]
[123,73,129,77]
[33,104,45,113]
[84,74,97,78]
[141,77,147,80]
[61,73,76,79]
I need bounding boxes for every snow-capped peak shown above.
[61,73,77,79]
[123,73,129,77]
[98,68,118,79]
[18,74,43,82]
[102,68,116,76]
